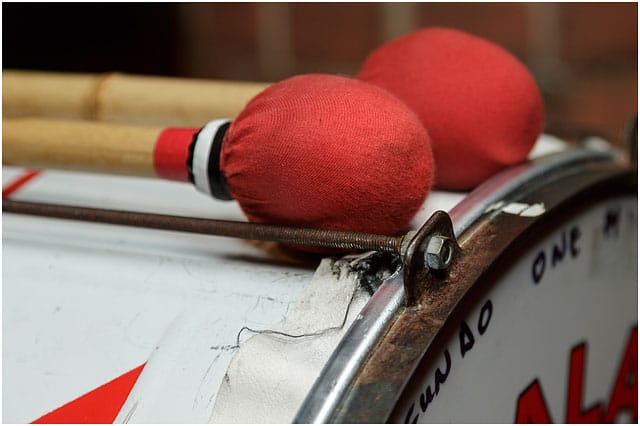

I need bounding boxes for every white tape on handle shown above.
[192,119,230,196]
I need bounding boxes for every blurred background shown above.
[3,2,637,138]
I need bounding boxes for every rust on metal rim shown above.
[293,148,629,424]
[401,210,460,305]
[327,165,636,423]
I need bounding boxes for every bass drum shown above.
[289,143,637,423]
[3,136,636,424]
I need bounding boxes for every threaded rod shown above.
[3,199,403,253]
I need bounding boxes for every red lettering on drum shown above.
[566,343,602,422]
[515,380,552,423]
[605,328,637,423]
[515,327,638,423]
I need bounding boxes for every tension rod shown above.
[3,199,404,253]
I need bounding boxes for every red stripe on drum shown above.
[31,363,146,424]
[2,170,42,199]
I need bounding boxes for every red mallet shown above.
[358,27,545,190]
[4,74,434,237]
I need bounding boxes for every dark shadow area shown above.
[3,3,183,75]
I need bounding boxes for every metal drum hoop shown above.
[294,148,637,423]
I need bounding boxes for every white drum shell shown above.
[2,135,635,423]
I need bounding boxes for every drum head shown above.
[294,150,637,424]
[391,193,637,423]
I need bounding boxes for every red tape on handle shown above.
[153,128,199,182]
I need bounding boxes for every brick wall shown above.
[178,2,637,141]
[3,3,637,141]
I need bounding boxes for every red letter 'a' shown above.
[605,327,637,423]
[515,380,553,423]
[566,343,603,422]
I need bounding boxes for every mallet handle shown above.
[3,117,163,178]
[3,70,269,127]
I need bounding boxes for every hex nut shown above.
[425,235,454,270]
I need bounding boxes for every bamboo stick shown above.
[3,70,270,127]
[3,71,100,120]
[3,117,163,177]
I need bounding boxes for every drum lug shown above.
[401,210,461,305]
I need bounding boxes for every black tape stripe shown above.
[186,127,202,185]
[207,121,233,201]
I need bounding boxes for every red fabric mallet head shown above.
[357,27,545,190]
[218,74,434,236]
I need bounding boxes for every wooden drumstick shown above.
[3,70,269,127]
[4,117,168,178]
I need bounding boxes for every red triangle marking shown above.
[32,363,146,424]
[3,170,42,199]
